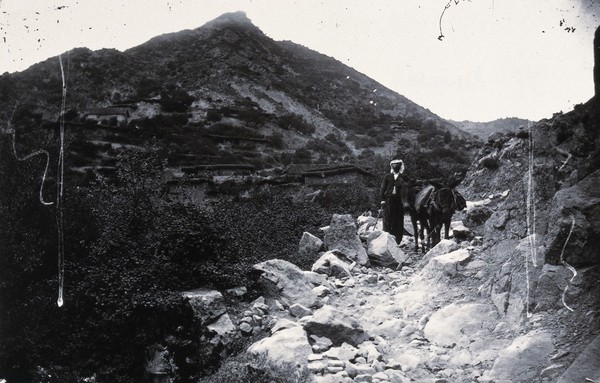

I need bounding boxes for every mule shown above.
[427,184,466,246]
[400,177,433,253]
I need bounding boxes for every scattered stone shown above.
[312,250,354,279]
[225,286,247,298]
[313,285,332,297]
[309,334,333,353]
[289,303,313,318]
[323,342,358,361]
[206,313,237,342]
[355,373,374,382]
[181,289,226,325]
[304,305,369,347]
[307,360,326,374]
[239,322,253,334]
[423,249,472,278]
[299,231,324,259]
[451,225,470,239]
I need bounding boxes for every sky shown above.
[1,0,599,122]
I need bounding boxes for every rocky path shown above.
[242,212,600,383]
[294,237,516,383]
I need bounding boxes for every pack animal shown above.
[427,185,466,246]
[400,178,433,253]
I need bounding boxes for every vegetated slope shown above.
[450,117,532,141]
[0,11,476,182]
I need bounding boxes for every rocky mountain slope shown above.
[0,11,476,181]
[450,117,532,141]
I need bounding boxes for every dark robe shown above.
[380,173,405,244]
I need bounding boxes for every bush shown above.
[278,113,315,135]
[482,157,500,169]
[160,84,194,113]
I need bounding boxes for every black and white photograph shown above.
[1,1,599,382]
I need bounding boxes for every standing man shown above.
[380,158,405,245]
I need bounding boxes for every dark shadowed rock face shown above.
[545,169,600,267]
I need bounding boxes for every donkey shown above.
[400,177,433,253]
[427,180,466,246]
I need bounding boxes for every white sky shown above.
[1,0,599,122]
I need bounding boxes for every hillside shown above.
[0,11,476,184]
[2,10,598,383]
[450,117,532,141]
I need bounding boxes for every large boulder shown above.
[253,259,321,308]
[367,231,407,267]
[311,250,354,278]
[484,329,555,382]
[248,326,312,370]
[303,305,370,347]
[324,214,369,265]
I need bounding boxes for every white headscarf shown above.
[389,159,405,174]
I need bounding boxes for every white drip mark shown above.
[5,103,54,206]
[524,120,538,318]
[560,213,577,312]
[56,54,68,308]
[526,123,538,267]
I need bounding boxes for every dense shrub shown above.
[160,84,194,113]
[278,113,316,135]
[482,157,500,169]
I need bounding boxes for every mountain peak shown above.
[202,11,255,29]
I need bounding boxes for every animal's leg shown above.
[411,214,419,252]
